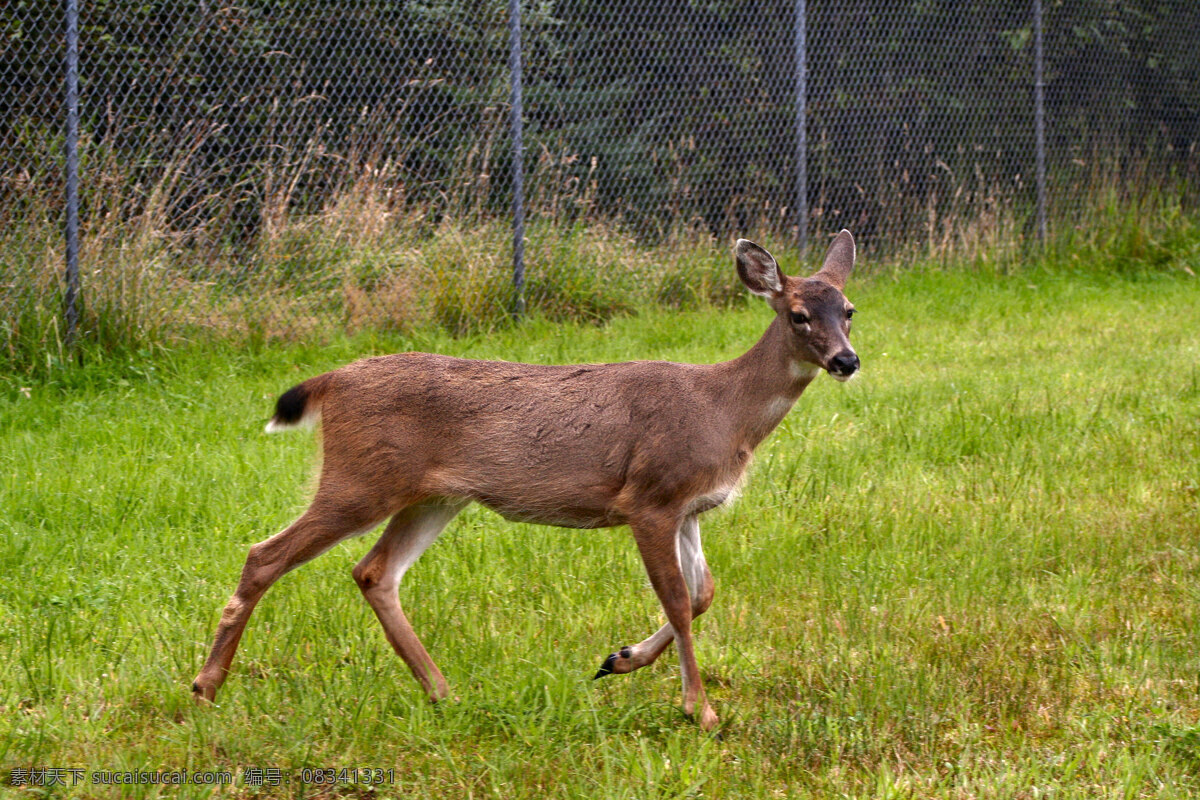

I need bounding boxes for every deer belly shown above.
[461,468,623,529]
[476,493,619,529]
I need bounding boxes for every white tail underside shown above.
[264,409,321,433]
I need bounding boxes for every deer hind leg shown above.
[192,492,390,703]
[352,500,466,702]
[600,512,718,730]
[594,515,714,680]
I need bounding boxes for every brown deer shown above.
[192,231,860,731]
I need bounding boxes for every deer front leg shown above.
[594,515,714,678]
[620,513,718,730]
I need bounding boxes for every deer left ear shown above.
[735,239,784,298]
[812,229,855,290]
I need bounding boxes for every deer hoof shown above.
[191,681,216,705]
[697,704,719,732]
[593,653,618,679]
[593,646,634,679]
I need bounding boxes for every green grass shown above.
[1,264,1198,798]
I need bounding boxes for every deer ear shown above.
[813,229,855,290]
[735,239,784,298]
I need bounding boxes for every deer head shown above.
[735,230,860,381]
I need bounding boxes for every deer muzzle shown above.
[827,350,860,381]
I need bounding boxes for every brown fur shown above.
[192,231,860,731]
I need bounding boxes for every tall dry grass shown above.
[3,123,1196,375]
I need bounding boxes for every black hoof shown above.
[593,646,634,680]
[593,652,618,680]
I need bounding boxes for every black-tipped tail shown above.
[265,373,331,432]
[273,383,310,426]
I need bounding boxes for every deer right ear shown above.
[735,239,784,299]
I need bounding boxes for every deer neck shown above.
[716,316,818,449]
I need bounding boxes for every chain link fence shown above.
[3,1,1198,363]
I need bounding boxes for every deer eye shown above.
[789,311,810,326]
[846,308,856,319]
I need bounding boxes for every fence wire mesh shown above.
[3,1,1198,360]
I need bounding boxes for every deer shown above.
[192,231,860,731]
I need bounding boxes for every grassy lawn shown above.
[1,263,1198,798]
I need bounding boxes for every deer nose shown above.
[828,351,859,379]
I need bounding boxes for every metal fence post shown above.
[795,0,808,256]
[1034,0,1048,245]
[508,0,526,318]
[64,0,81,346]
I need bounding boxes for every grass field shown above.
[1,259,1198,798]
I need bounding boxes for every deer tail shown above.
[265,373,333,433]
